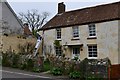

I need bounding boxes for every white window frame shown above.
[56,28,61,40]
[72,47,80,58]
[72,26,79,38]
[88,45,97,59]
[88,24,96,37]
[55,46,62,56]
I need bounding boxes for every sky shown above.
[7,0,120,20]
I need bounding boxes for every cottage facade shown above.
[40,2,120,65]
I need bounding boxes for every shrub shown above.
[32,67,41,72]
[43,58,51,71]
[2,52,11,67]
[69,71,81,79]
[73,56,79,61]
[11,54,20,68]
[87,74,103,80]
[18,63,27,70]
[26,59,34,71]
[51,67,62,76]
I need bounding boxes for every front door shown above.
[72,47,80,59]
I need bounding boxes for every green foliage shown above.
[26,59,34,71]
[2,52,11,67]
[18,63,27,70]
[54,40,61,47]
[87,74,103,80]
[69,71,81,79]
[32,67,41,72]
[11,54,20,68]
[32,30,38,37]
[51,67,62,76]
[43,58,51,71]
[73,56,79,61]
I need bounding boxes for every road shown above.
[1,67,54,80]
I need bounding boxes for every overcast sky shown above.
[7,0,120,20]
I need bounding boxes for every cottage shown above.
[40,2,120,65]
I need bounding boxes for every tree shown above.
[18,9,50,33]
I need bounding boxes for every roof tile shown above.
[42,2,120,30]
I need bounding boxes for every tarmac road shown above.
[1,67,54,80]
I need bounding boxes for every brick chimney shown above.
[23,23,32,36]
[58,2,65,14]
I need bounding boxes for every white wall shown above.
[43,20,119,64]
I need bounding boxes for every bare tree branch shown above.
[18,9,50,32]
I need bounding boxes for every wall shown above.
[118,20,120,64]
[1,2,22,34]
[42,20,119,64]
[1,35,39,54]
[110,64,120,79]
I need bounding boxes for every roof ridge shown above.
[65,1,120,13]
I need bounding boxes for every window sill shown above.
[88,57,97,59]
[56,39,62,41]
[71,38,80,40]
[87,36,97,39]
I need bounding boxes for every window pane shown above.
[88,24,96,37]
[56,46,62,56]
[88,45,97,58]
[73,47,80,54]
[56,28,61,39]
[73,26,79,38]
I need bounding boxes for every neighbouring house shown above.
[0,2,36,53]
[40,2,120,65]
[0,2,23,35]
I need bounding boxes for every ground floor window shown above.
[55,46,62,56]
[88,45,97,58]
[72,47,80,58]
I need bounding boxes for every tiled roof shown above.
[41,2,120,30]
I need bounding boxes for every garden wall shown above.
[110,64,120,79]
[1,35,42,54]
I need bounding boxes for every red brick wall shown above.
[110,64,120,79]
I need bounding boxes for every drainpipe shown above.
[42,30,44,57]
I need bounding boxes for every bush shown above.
[18,62,27,70]
[26,59,34,71]
[51,67,62,76]
[2,53,11,67]
[11,54,20,68]
[87,74,103,80]
[69,71,81,79]
[32,67,41,72]
[43,58,51,71]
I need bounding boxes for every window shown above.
[88,45,97,58]
[73,47,80,55]
[56,28,61,39]
[55,46,62,56]
[72,26,79,38]
[88,24,96,37]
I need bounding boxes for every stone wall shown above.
[1,35,42,55]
